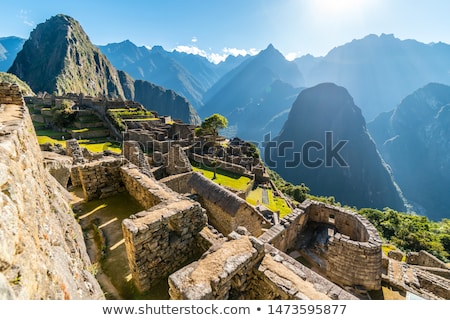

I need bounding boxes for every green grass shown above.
[71,128,90,133]
[35,128,66,139]
[34,123,121,154]
[246,187,291,218]
[191,164,252,191]
[37,135,121,154]
[37,135,67,147]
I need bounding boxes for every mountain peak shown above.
[8,14,124,97]
[271,82,406,211]
[151,45,167,53]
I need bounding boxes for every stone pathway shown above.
[261,188,269,205]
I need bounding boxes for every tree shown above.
[196,113,228,138]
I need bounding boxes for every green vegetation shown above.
[52,101,76,129]
[70,128,90,133]
[268,168,310,203]
[359,207,450,262]
[107,108,155,131]
[246,188,291,218]
[191,162,251,191]
[195,113,228,138]
[37,135,121,154]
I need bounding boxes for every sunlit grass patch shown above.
[37,135,121,154]
[246,187,291,218]
[191,165,251,191]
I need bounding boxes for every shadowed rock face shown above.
[268,82,406,211]
[369,82,450,220]
[8,14,201,125]
[8,14,125,98]
[0,84,104,299]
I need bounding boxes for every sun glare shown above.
[311,0,376,18]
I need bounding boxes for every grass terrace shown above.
[107,108,155,131]
[246,187,292,218]
[37,135,122,154]
[191,161,252,192]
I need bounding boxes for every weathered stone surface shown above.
[42,151,73,188]
[0,85,104,299]
[188,172,271,237]
[168,236,259,299]
[388,249,405,261]
[407,250,449,269]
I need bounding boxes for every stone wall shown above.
[168,233,357,300]
[123,140,153,178]
[164,145,192,175]
[189,153,254,179]
[407,250,449,269]
[120,164,174,209]
[75,157,125,200]
[302,200,382,291]
[245,245,358,300]
[69,128,110,139]
[188,172,271,237]
[160,172,194,194]
[0,82,24,105]
[42,151,73,188]
[120,165,207,292]
[258,209,308,252]
[0,87,103,299]
[169,235,264,299]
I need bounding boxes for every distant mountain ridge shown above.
[99,41,248,109]
[270,83,406,212]
[0,36,25,72]
[368,82,450,220]
[9,15,126,98]
[200,44,305,142]
[8,14,200,125]
[298,34,450,121]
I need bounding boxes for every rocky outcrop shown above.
[8,14,201,125]
[131,80,201,125]
[8,15,125,98]
[0,83,104,299]
[269,83,406,211]
[368,83,450,220]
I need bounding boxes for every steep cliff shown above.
[8,15,124,98]
[368,83,450,220]
[269,83,406,211]
[0,82,104,299]
[8,14,201,125]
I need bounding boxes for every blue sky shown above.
[1,0,450,62]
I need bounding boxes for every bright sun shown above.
[311,0,376,18]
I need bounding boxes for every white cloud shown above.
[191,36,198,43]
[285,51,303,61]
[173,45,260,64]
[18,9,34,27]
[174,45,208,57]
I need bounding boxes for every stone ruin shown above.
[0,83,104,299]
[18,86,448,300]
